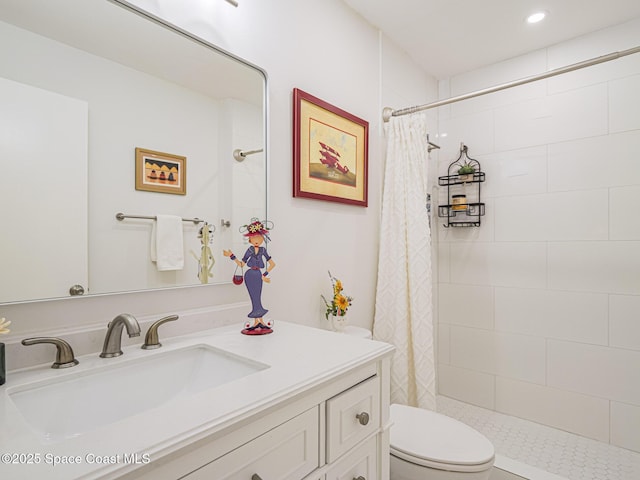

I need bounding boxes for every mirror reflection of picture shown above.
[135,148,186,195]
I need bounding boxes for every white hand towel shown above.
[150,214,184,271]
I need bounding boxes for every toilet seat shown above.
[390,403,495,473]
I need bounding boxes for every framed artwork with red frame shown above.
[293,88,368,207]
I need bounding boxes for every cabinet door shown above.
[325,436,377,480]
[326,376,380,462]
[184,407,319,480]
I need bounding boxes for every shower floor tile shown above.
[437,396,640,480]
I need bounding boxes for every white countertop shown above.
[0,321,393,479]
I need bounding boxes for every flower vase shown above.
[0,342,5,385]
[330,315,348,332]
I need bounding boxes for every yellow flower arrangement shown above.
[0,317,10,335]
[321,271,353,319]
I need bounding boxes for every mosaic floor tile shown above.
[437,396,640,480]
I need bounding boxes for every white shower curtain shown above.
[373,113,436,410]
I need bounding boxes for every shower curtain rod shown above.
[382,45,640,122]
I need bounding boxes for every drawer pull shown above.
[353,476,366,480]
[355,411,370,425]
[251,475,263,480]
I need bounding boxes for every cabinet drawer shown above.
[302,474,324,480]
[326,376,380,462]
[184,406,319,480]
[325,435,377,480]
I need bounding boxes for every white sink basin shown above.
[8,344,268,443]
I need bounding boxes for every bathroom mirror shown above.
[0,0,267,304]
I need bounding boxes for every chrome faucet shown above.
[100,313,141,358]
[142,315,179,350]
[21,337,79,369]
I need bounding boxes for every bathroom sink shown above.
[8,344,268,443]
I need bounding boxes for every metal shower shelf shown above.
[437,143,485,228]
[438,203,485,217]
[438,171,485,186]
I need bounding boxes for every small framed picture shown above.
[135,148,186,195]
[293,88,369,207]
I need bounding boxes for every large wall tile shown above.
[437,242,450,283]
[547,340,640,405]
[451,81,545,119]
[437,323,450,364]
[450,242,546,288]
[450,49,547,99]
[548,130,640,191]
[478,146,547,198]
[610,295,640,351]
[439,283,493,329]
[450,326,546,384]
[496,377,610,442]
[548,241,640,294]
[449,49,547,118]
[494,195,547,241]
[494,84,608,151]
[438,110,494,157]
[610,74,640,133]
[610,186,640,240]
[438,363,495,410]
[549,55,640,94]
[495,288,608,345]
[547,17,640,93]
[539,190,608,240]
[494,189,608,241]
[611,401,640,453]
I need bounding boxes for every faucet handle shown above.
[142,315,179,350]
[21,337,79,369]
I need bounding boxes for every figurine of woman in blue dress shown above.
[223,219,275,335]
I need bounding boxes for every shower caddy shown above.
[438,143,485,227]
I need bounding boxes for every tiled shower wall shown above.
[435,17,640,453]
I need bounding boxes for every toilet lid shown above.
[390,404,494,470]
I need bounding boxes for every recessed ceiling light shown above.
[526,11,547,24]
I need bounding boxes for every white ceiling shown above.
[342,0,640,78]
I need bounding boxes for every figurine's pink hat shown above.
[242,219,273,237]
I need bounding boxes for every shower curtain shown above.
[373,113,436,410]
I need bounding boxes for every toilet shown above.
[389,403,495,480]
[339,327,495,479]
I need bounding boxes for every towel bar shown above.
[115,212,203,225]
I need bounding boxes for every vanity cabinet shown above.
[183,407,320,479]
[124,358,390,480]
[1,322,394,480]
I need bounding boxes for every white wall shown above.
[436,17,640,453]
[1,0,436,370]
[121,0,438,330]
